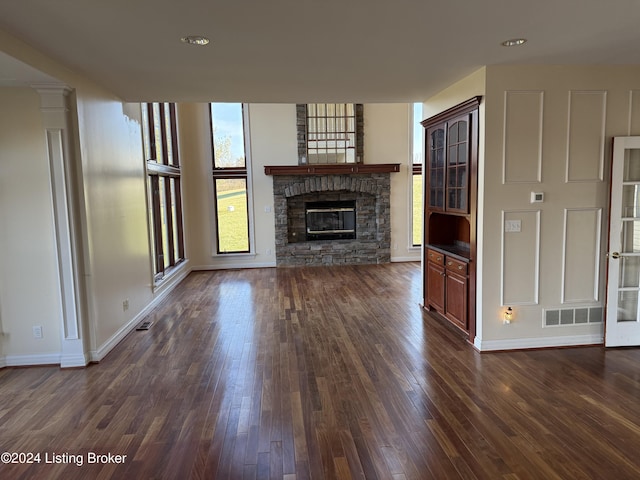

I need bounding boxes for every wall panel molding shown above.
[566,90,607,183]
[501,210,541,306]
[36,86,89,368]
[502,90,543,184]
[628,90,640,135]
[561,208,602,304]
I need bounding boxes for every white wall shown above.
[366,103,418,261]
[0,88,63,362]
[75,90,157,356]
[477,65,640,350]
[0,28,182,364]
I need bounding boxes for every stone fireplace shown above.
[265,164,400,266]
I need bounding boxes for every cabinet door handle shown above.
[458,265,463,270]
[436,256,442,261]
[447,261,452,266]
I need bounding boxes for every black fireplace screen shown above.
[305,200,356,240]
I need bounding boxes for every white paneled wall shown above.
[501,210,540,306]
[473,66,640,349]
[502,91,543,184]
[566,91,607,182]
[562,208,602,304]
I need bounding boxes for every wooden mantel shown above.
[264,163,401,176]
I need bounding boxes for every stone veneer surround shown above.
[273,173,391,266]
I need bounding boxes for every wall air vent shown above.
[136,321,154,331]
[544,306,602,327]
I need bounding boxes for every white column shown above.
[35,85,88,367]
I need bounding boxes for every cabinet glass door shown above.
[428,125,445,209]
[446,117,469,212]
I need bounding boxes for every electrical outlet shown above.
[33,325,43,339]
[123,299,129,312]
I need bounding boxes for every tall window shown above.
[296,103,364,164]
[210,103,251,254]
[141,103,185,281]
[412,103,424,246]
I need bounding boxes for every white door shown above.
[606,136,640,346]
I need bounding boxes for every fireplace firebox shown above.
[305,200,356,241]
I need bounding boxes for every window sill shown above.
[153,260,190,292]
[212,252,257,258]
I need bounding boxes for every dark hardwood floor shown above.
[2,262,640,479]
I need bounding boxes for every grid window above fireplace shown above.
[306,200,356,241]
[296,104,364,165]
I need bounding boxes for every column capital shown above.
[32,83,72,112]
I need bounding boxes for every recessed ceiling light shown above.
[180,35,210,46]
[502,38,527,47]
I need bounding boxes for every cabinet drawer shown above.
[427,249,445,265]
[445,257,468,275]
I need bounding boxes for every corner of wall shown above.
[89,263,192,363]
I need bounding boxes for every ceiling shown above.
[1,0,640,103]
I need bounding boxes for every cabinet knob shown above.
[458,265,463,270]
[436,256,442,261]
[447,261,452,266]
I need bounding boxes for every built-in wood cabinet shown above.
[443,255,468,330]
[426,248,469,331]
[422,97,480,340]
[426,249,446,313]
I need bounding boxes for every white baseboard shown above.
[192,261,276,270]
[0,355,6,368]
[3,353,61,367]
[60,353,89,368]
[89,266,192,363]
[390,256,421,263]
[474,333,603,351]
[89,316,139,363]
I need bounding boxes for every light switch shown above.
[505,220,522,233]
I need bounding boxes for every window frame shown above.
[210,103,254,255]
[142,102,186,282]
[411,102,424,247]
